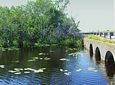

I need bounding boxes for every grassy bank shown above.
[85,35,115,44]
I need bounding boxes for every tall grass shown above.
[85,35,115,44]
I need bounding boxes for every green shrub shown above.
[59,38,82,47]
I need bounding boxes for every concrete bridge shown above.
[84,38,115,66]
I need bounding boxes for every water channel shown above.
[0,47,114,85]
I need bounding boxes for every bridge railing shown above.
[81,31,115,40]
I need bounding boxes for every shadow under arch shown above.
[95,47,101,62]
[105,51,114,66]
[89,44,93,57]
[105,63,115,78]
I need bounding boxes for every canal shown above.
[0,47,114,85]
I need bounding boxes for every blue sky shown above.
[0,0,27,7]
[66,0,114,32]
[0,0,114,32]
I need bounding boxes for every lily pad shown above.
[0,65,5,68]
[15,60,19,63]
[49,51,55,53]
[64,72,71,76]
[14,68,20,71]
[41,68,46,70]
[34,57,39,60]
[8,70,17,73]
[24,71,30,74]
[38,53,46,55]
[65,50,68,52]
[64,70,68,72]
[60,69,63,72]
[24,68,34,71]
[76,68,82,72]
[28,59,35,62]
[34,69,44,73]
[44,57,51,60]
[40,58,43,60]
[88,67,98,72]
[59,58,69,61]
[30,68,46,73]
[14,72,21,75]
[93,70,98,72]
[1,48,5,51]
[68,53,76,56]
[88,67,95,71]
[14,68,23,71]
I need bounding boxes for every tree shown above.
[0,0,82,48]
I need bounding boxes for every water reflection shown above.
[105,64,115,78]
[0,47,113,85]
[92,49,115,85]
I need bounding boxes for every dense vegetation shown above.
[0,0,82,49]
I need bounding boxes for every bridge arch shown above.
[89,44,93,57]
[105,51,114,66]
[95,47,101,62]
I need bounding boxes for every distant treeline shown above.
[0,0,82,48]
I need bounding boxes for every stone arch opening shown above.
[105,51,114,66]
[95,47,101,62]
[89,44,93,57]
